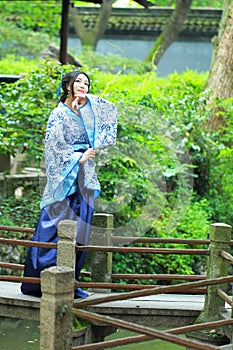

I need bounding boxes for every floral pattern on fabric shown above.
[85,94,118,149]
[40,96,118,209]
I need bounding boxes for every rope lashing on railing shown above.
[74,275,233,308]
[221,250,233,264]
[71,319,233,350]
[217,288,232,306]
[75,245,209,255]
[70,308,219,350]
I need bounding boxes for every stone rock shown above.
[40,43,82,67]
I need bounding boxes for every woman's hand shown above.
[72,94,87,110]
[79,148,95,164]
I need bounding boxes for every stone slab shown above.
[0,281,230,328]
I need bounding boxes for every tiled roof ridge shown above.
[70,7,222,38]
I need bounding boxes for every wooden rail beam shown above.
[72,319,233,350]
[70,308,219,350]
[76,245,209,255]
[0,237,57,249]
[74,275,233,308]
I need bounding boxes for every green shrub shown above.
[0,55,39,75]
[0,1,61,37]
[0,16,53,60]
[1,60,232,278]
[112,199,210,284]
[0,61,68,162]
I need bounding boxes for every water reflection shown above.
[0,317,185,350]
[0,317,39,350]
[68,37,212,76]
[106,329,185,349]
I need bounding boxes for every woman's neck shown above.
[64,96,74,109]
[64,97,79,115]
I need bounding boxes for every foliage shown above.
[0,55,39,75]
[0,0,224,60]
[0,61,69,161]
[0,0,61,37]
[0,189,41,265]
[0,0,230,281]
[0,192,41,233]
[78,50,151,75]
[1,59,233,279]
[0,0,223,63]
[0,50,150,76]
[206,98,233,224]
[73,0,224,8]
[0,16,54,60]
[190,0,224,7]
[112,199,210,283]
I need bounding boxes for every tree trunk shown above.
[70,0,114,50]
[206,2,233,100]
[144,0,192,66]
[205,2,233,130]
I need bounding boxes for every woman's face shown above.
[72,73,90,97]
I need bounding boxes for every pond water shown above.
[0,318,40,350]
[68,37,212,76]
[0,317,185,350]
[106,329,185,349]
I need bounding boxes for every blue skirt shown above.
[21,188,94,297]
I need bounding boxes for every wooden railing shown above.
[0,217,233,349]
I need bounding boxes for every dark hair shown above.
[59,71,91,103]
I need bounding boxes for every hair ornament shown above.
[56,72,63,98]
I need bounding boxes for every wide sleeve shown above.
[85,94,118,149]
[40,108,84,208]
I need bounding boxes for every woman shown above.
[21,71,118,298]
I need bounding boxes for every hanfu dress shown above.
[21,94,118,297]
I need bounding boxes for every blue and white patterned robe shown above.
[21,94,118,296]
[40,94,118,209]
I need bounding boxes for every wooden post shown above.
[57,219,77,272]
[0,153,11,173]
[0,174,5,199]
[40,266,74,350]
[90,213,113,292]
[60,0,69,65]
[196,222,232,323]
